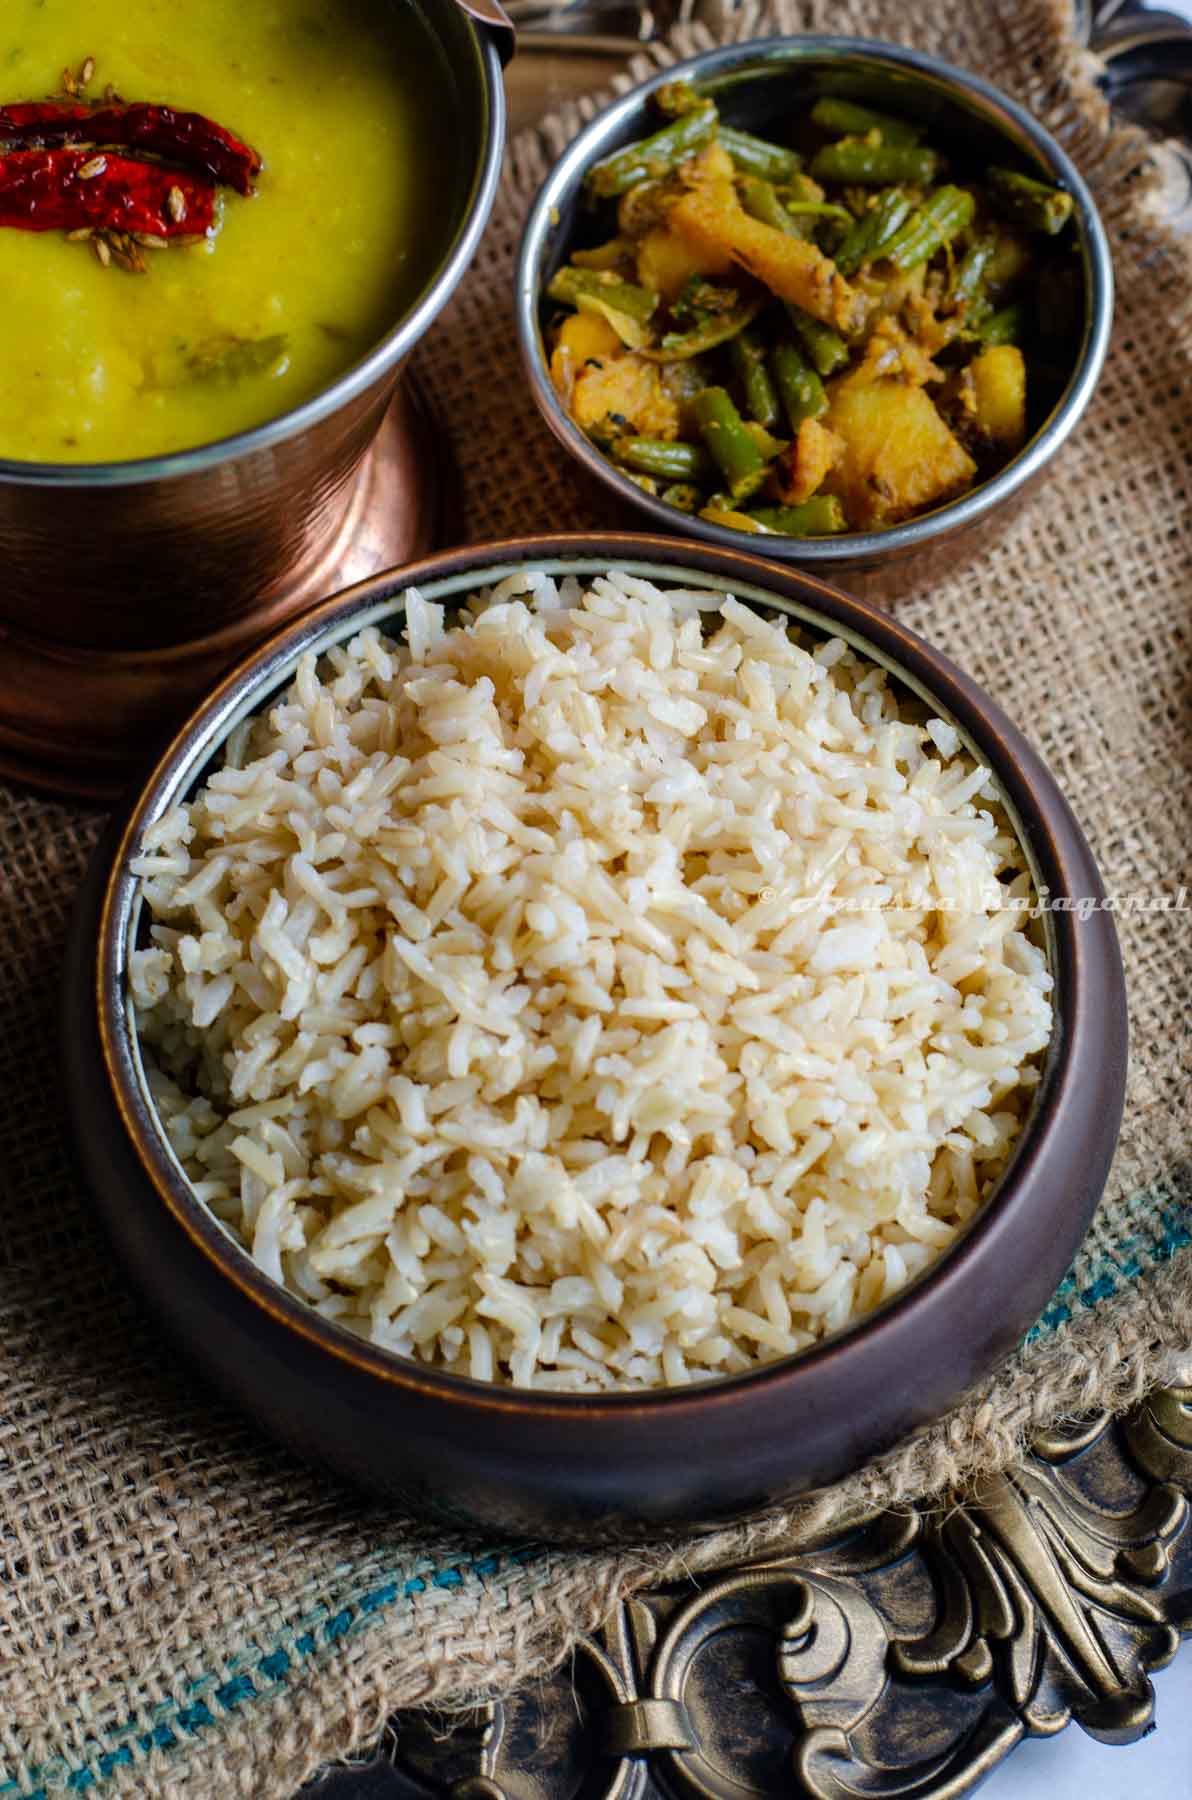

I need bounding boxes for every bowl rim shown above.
[92,530,1118,1420]
[0,18,505,490]
[514,34,1115,564]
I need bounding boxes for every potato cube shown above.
[571,352,680,439]
[970,345,1027,451]
[825,381,977,528]
[635,228,726,303]
[668,147,864,332]
[549,311,625,406]
[777,417,846,505]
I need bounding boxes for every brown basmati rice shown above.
[129,569,1052,1389]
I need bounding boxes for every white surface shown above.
[979,1637,1192,1798]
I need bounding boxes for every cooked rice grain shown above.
[130,570,1053,1390]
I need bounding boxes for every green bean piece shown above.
[770,342,827,428]
[950,235,995,306]
[809,96,922,146]
[739,176,849,234]
[747,496,848,535]
[809,140,940,186]
[653,80,705,117]
[882,186,976,270]
[743,421,788,460]
[833,188,913,274]
[788,171,828,205]
[613,437,716,482]
[660,482,702,512]
[986,165,1074,236]
[974,300,1027,345]
[740,175,799,233]
[547,266,658,326]
[786,307,849,377]
[833,197,881,274]
[728,329,780,429]
[786,201,853,222]
[718,125,802,182]
[646,293,764,362]
[690,387,768,497]
[587,102,718,198]
[866,189,919,260]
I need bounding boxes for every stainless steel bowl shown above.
[515,37,1114,595]
[0,0,507,794]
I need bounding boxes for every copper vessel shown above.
[64,533,1128,1540]
[0,0,508,799]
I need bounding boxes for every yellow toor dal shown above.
[0,0,458,462]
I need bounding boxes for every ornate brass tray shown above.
[301,3,1192,1793]
[302,1384,1192,1798]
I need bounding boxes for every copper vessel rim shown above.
[0,19,505,489]
[92,531,1100,1421]
[513,34,1115,564]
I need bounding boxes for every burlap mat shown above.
[2,1,1190,1793]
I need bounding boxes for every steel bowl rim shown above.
[93,530,1116,1421]
[0,22,505,491]
[513,34,1115,564]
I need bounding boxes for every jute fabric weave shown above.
[1,2,1190,1793]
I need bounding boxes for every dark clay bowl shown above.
[515,38,1114,602]
[62,534,1128,1542]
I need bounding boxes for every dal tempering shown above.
[0,0,460,462]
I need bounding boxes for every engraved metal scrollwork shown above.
[305,1391,1192,1799]
[1124,1379,1192,1486]
[890,1463,1186,1743]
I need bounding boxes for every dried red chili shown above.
[0,101,260,194]
[0,149,215,237]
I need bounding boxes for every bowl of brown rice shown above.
[63,532,1127,1538]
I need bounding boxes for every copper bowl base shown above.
[0,376,453,804]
